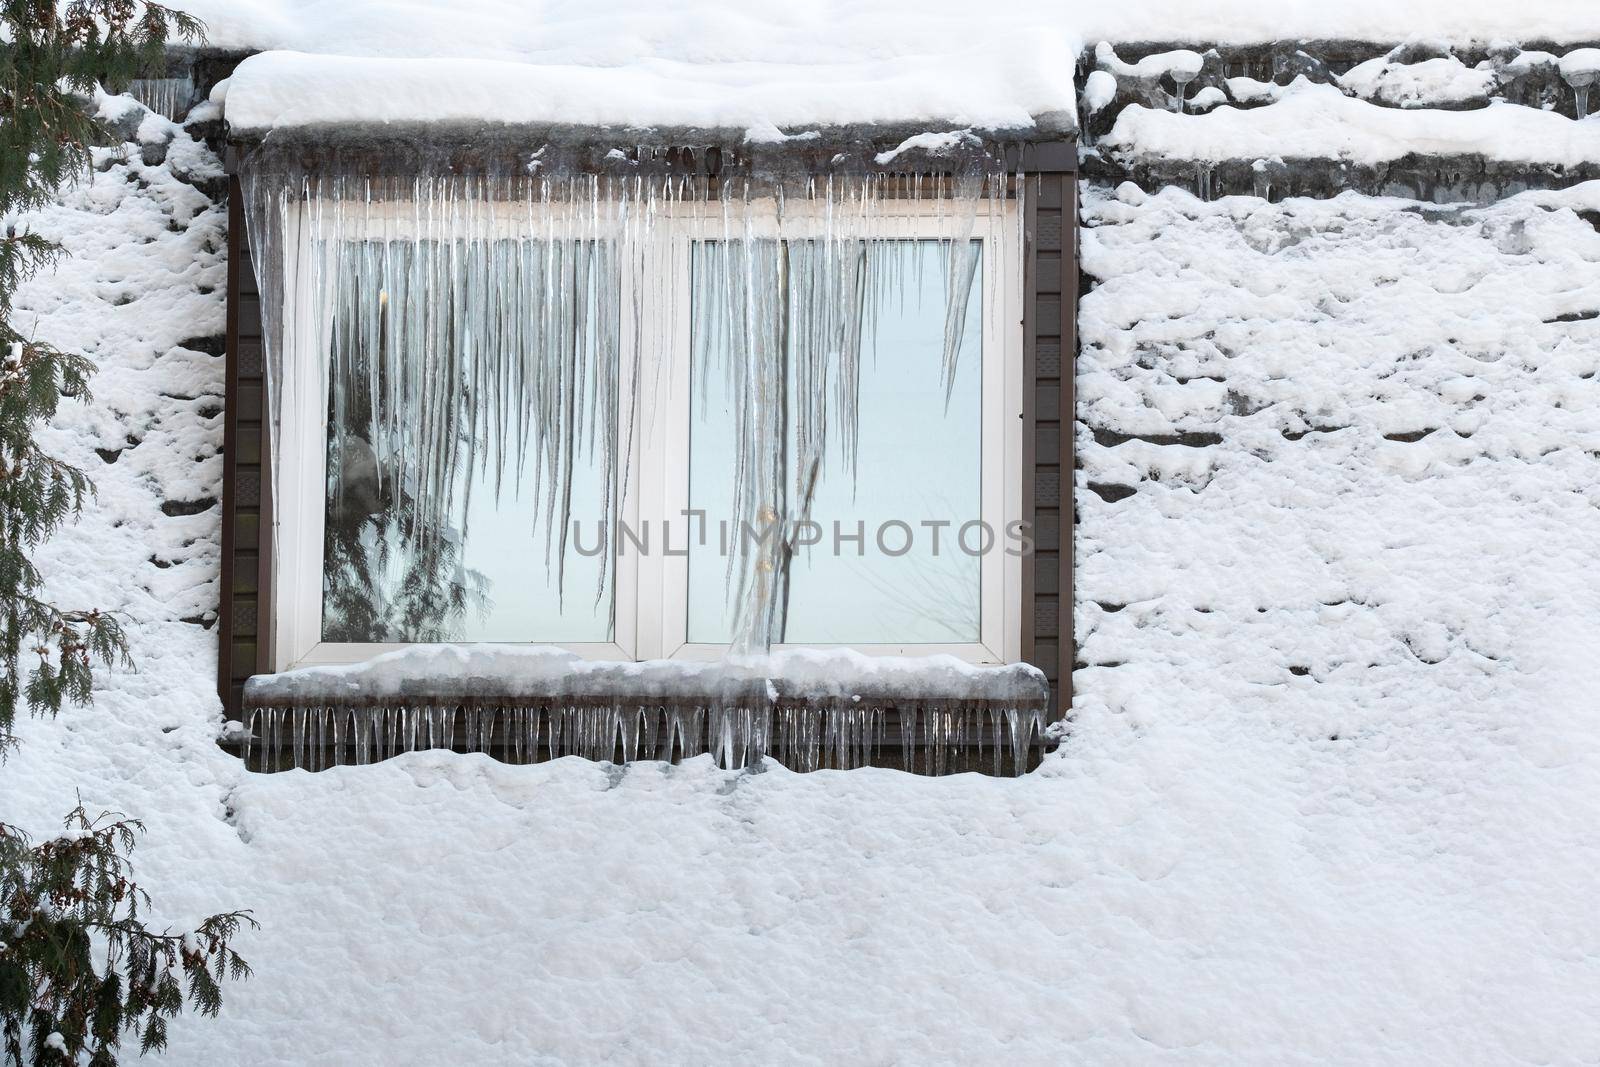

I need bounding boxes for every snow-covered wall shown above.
[1060,35,1600,1058]
[27,98,227,639]
[1054,155,1600,1064]
[5,16,1600,1062]
[13,147,1597,1061]
[1075,35,1600,711]
[1084,39,1600,200]
[1077,179,1600,721]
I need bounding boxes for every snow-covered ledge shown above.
[240,646,1054,777]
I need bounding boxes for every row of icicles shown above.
[243,163,1018,653]
[240,702,1049,777]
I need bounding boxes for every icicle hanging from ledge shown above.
[126,75,195,120]
[236,646,1055,776]
[239,144,1019,653]
[238,699,1053,777]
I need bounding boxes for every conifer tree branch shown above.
[0,6,256,1065]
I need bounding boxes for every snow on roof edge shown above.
[223,51,1079,144]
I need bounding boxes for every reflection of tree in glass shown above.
[787,488,981,643]
[322,282,490,643]
[846,549,978,642]
[876,486,984,641]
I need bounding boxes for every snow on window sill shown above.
[244,644,1049,709]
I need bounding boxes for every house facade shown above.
[130,20,1600,775]
[11,5,1596,1059]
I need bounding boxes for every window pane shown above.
[321,240,615,643]
[688,239,983,645]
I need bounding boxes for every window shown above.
[684,239,984,646]
[271,195,1022,670]
[320,239,617,645]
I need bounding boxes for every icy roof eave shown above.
[223,119,1079,182]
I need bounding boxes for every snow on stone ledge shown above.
[223,49,1076,140]
[1337,55,1498,109]
[244,645,1050,707]
[1103,80,1600,167]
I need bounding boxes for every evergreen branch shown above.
[0,7,246,1065]
[1,809,255,1065]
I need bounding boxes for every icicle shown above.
[240,708,258,771]
[332,707,347,766]
[243,151,1004,656]
[126,75,194,120]
[899,704,918,771]
[244,696,1047,775]
[291,706,306,770]
[237,144,1054,777]
[1251,159,1273,201]
[1171,70,1195,113]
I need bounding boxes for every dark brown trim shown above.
[1062,177,1079,712]
[226,133,1078,182]
[219,175,268,717]
[1017,167,1072,716]
[218,179,239,708]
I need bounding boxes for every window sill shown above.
[237,644,1056,776]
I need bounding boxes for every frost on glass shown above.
[689,239,983,645]
[320,239,615,643]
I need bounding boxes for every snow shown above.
[1224,76,1290,104]
[224,47,1073,137]
[207,6,1600,137]
[872,129,982,165]
[1338,55,1497,108]
[1094,42,1205,80]
[246,643,1047,704]
[178,0,1600,57]
[1103,79,1600,166]
[1074,180,1600,1061]
[5,72,1600,1067]
[1505,50,1560,76]
[740,120,820,145]
[1083,70,1118,115]
[1559,47,1600,81]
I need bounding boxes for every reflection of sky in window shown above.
[445,449,613,641]
[321,240,614,644]
[689,240,983,644]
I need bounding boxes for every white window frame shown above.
[270,197,1022,671]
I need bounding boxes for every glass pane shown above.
[688,239,983,644]
[321,239,614,643]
